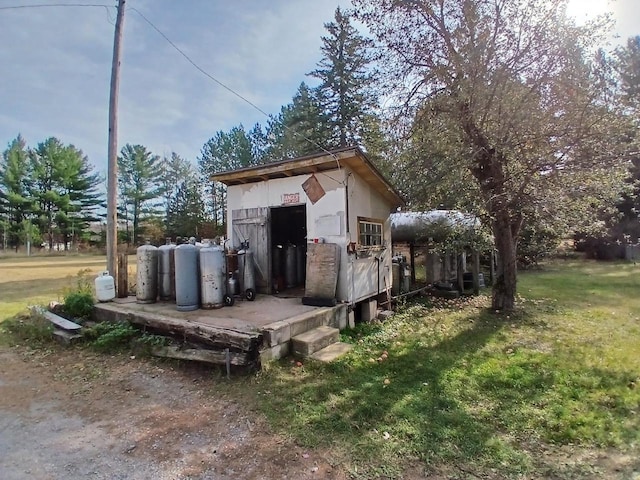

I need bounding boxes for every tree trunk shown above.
[491,210,518,311]
[460,105,520,312]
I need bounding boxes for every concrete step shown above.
[310,342,352,362]
[291,325,339,358]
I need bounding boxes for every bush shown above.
[1,312,53,345]
[83,321,138,352]
[62,269,95,321]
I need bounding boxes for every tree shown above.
[0,135,32,250]
[166,179,206,239]
[265,82,332,159]
[160,153,196,221]
[117,144,164,245]
[199,125,256,229]
[353,0,623,310]
[309,7,377,148]
[29,138,103,250]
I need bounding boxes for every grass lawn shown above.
[1,256,638,478]
[239,260,640,478]
[0,254,136,321]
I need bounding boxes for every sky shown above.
[0,0,638,181]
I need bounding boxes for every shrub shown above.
[62,269,95,321]
[83,321,138,352]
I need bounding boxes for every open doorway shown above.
[270,205,306,295]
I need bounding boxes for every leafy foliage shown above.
[353,0,626,310]
[83,321,139,352]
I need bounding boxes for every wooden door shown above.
[232,207,270,293]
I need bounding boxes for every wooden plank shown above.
[457,253,464,292]
[472,251,480,295]
[42,310,82,331]
[304,243,340,300]
[117,252,128,297]
[94,304,261,353]
[151,345,249,366]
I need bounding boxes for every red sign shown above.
[282,193,300,204]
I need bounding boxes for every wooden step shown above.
[291,325,339,358]
[310,342,352,362]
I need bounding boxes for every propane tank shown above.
[238,247,256,300]
[402,264,411,293]
[227,274,238,296]
[391,261,401,296]
[136,241,158,303]
[95,271,115,302]
[285,244,297,288]
[199,242,226,309]
[158,237,176,301]
[296,244,306,286]
[175,243,199,311]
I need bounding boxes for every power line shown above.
[0,3,112,11]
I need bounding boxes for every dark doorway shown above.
[270,205,306,295]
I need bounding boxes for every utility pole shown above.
[106,0,126,281]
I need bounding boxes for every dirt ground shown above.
[2,343,639,480]
[0,345,347,480]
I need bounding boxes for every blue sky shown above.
[0,0,638,181]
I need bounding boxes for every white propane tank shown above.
[95,271,115,302]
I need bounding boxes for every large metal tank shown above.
[199,242,226,309]
[296,244,306,286]
[175,243,199,311]
[158,237,176,301]
[136,242,158,303]
[238,247,256,300]
[391,261,401,296]
[285,244,297,288]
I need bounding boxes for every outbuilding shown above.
[211,147,403,318]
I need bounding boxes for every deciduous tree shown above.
[353,0,624,310]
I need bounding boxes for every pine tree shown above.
[0,135,33,250]
[117,144,164,245]
[309,7,377,148]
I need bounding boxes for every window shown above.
[358,217,383,248]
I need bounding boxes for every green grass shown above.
[242,260,640,478]
[0,254,136,321]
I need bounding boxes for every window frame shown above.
[357,216,384,250]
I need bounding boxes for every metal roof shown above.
[209,146,404,208]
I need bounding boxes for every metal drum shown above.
[285,244,297,288]
[296,244,306,286]
[158,237,175,301]
[238,247,256,300]
[199,243,226,309]
[175,243,199,311]
[392,261,401,296]
[136,242,158,303]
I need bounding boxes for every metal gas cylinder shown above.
[285,244,297,288]
[136,241,158,303]
[175,243,199,311]
[238,247,256,300]
[158,237,176,301]
[199,242,226,309]
[95,271,115,302]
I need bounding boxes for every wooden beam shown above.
[457,253,464,293]
[472,250,480,295]
[151,345,249,366]
[117,252,128,297]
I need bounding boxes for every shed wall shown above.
[225,167,394,305]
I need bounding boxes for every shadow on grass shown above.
[257,316,529,474]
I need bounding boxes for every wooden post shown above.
[472,250,480,295]
[457,252,464,292]
[117,253,128,298]
[106,0,126,280]
[409,243,416,284]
